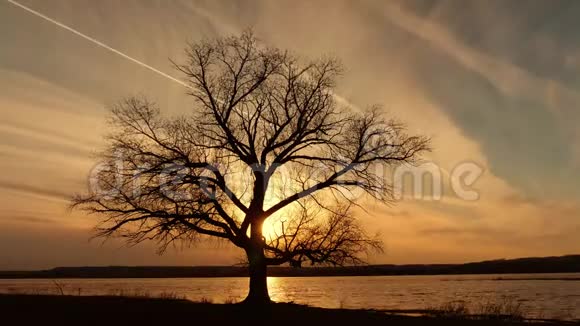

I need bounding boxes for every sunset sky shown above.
[1,0,580,270]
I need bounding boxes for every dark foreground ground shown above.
[0,294,578,326]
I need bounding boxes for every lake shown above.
[1,273,579,320]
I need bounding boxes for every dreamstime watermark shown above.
[86,154,484,204]
[393,161,483,201]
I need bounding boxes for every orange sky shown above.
[1,0,579,269]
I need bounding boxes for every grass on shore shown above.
[424,299,526,322]
[1,293,578,326]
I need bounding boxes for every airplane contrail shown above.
[5,0,190,89]
[6,0,362,111]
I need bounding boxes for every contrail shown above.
[6,0,362,111]
[5,0,190,88]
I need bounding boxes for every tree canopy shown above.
[72,31,430,303]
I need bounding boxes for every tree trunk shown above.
[244,247,269,304]
[243,220,270,304]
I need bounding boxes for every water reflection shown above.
[1,273,579,320]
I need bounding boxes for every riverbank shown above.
[2,255,580,279]
[0,294,577,325]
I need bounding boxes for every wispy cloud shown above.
[0,181,71,202]
[378,2,580,114]
[5,0,189,88]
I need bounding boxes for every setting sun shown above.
[261,218,282,241]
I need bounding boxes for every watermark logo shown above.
[87,157,484,203]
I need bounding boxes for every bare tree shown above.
[72,31,430,304]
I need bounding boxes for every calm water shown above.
[1,273,579,320]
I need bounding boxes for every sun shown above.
[259,169,304,242]
[261,215,282,241]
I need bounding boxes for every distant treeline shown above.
[2,255,579,279]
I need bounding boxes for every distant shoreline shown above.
[1,254,579,279]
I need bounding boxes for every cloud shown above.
[362,2,580,199]
[0,181,71,202]
[376,2,580,113]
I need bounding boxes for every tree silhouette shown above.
[72,31,430,304]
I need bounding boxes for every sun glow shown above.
[261,218,282,241]
[260,172,296,241]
